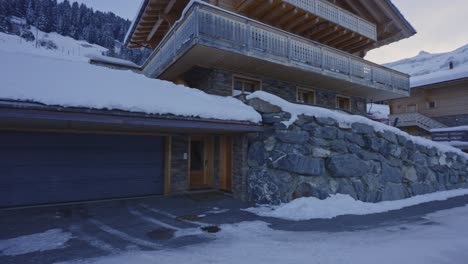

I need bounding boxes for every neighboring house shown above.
[125,0,415,115]
[387,42,468,141]
[388,76,468,151]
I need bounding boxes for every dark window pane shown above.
[190,141,204,170]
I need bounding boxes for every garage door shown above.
[0,131,165,208]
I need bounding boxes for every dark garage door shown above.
[0,131,165,208]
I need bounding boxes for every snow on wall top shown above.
[0,45,261,123]
[247,91,468,158]
[385,44,468,88]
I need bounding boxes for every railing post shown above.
[194,6,200,38]
[246,21,251,50]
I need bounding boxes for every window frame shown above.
[296,87,316,105]
[427,100,437,109]
[336,95,351,111]
[232,75,262,96]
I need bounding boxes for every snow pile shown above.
[385,44,468,87]
[0,48,261,123]
[0,28,107,63]
[245,189,468,220]
[247,91,468,157]
[0,229,72,256]
[366,103,390,120]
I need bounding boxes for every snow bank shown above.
[245,189,468,220]
[247,91,468,157]
[0,49,261,123]
[366,103,389,120]
[0,229,72,256]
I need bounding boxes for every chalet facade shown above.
[126,0,415,115]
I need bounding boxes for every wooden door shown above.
[219,135,233,192]
[189,136,214,189]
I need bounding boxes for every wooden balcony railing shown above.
[283,0,377,40]
[143,2,409,93]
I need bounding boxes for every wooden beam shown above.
[250,0,275,18]
[236,0,255,12]
[336,36,364,49]
[164,136,172,195]
[285,13,309,31]
[260,1,287,22]
[295,17,320,34]
[276,8,298,27]
[314,26,339,41]
[328,32,355,46]
[348,41,376,54]
[323,29,351,45]
[146,0,177,42]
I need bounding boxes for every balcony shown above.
[282,0,377,41]
[142,2,410,101]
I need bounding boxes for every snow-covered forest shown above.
[0,0,151,64]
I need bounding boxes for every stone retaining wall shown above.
[246,98,468,204]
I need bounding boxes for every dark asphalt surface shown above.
[1,191,468,264]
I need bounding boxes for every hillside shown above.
[0,22,107,62]
[385,43,468,87]
[0,0,151,64]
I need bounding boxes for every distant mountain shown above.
[0,0,151,64]
[385,44,468,87]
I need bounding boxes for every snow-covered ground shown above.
[0,32,261,123]
[385,43,468,87]
[56,204,468,264]
[0,229,72,256]
[246,189,468,220]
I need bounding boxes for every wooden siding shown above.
[389,80,468,118]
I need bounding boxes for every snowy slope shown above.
[0,26,107,62]
[385,44,468,87]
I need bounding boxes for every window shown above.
[336,96,351,110]
[297,88,316,104]
[232,76,261,96]
[407,104,417,112]
[427,101,436,109]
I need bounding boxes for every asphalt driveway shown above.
[2,191,468,264]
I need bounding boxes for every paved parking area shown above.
[2,191,468,264]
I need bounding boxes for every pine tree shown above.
[26,0,36,25]
[36,2,48,31]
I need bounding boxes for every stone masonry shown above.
[182,67,367,115]
[245,98,468,204]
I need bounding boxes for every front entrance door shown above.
[190,136,213,189]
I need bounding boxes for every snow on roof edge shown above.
[247,91,468,158]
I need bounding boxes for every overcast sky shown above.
[73,0,468,64]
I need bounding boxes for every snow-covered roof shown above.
[431,126,468,133]
[87,54,140,69]
[385,44,468,88]
[0,47,261,124]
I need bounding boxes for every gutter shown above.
[124,0,150,46]
[384,0,417,35]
